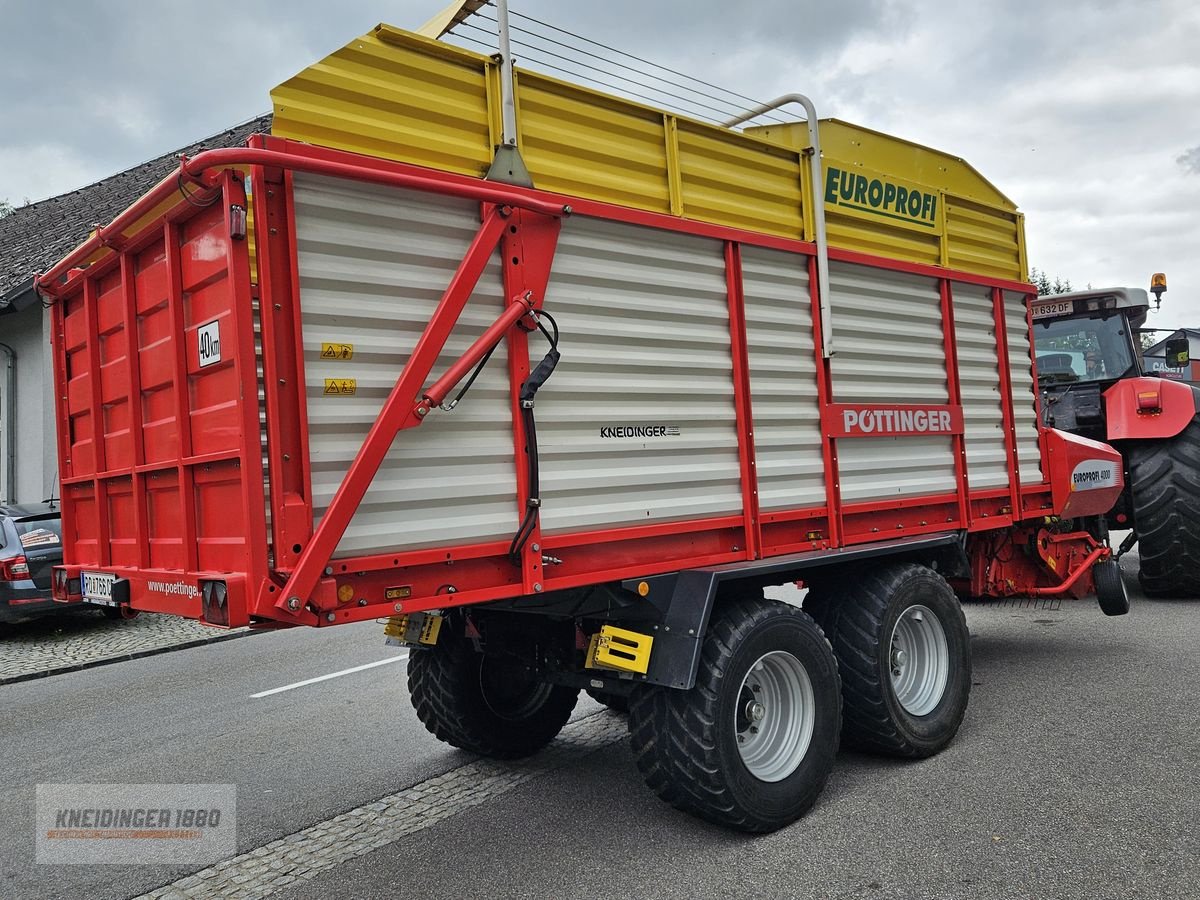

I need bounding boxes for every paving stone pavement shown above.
[0,608,249,683]
[136,711,627,900]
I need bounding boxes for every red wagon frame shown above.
[41,135,1064,630]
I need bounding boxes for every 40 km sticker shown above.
[324,378,357,396]
[1070,459,1119,491]
[197,320,221,368]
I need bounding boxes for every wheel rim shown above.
[734,650,816,783]
[478,658,552,721]
[889,604,949,716]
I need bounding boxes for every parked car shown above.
[0,503,135,627]
[0,503,69,625]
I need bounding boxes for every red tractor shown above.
[1032,277,1200,596]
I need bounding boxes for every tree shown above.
[1029,267,1072,296]
[0,199,13,219]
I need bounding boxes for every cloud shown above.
[3,0,1199,325]
[0,0,398,202]
[0,143,99,206]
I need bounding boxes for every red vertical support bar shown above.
[280,170,317,563]
[81,276,111,565]
[939,279,970,529]
[119,255,149,567]
[1023,290,1046,504]
[502,210,539,593]
[164,221,199,572]
[252,164,313,572]
[221,171,271,587]
[991,287,1022,516]
[724,243,761,560]
[500,207,561,592]
[809,255,842,547]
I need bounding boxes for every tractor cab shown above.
[1030,287,1148,438]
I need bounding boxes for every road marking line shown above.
[250,654,409,698]
[136,712,626,900]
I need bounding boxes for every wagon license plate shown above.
[1031,299,1073,319]
[82,571,117,606]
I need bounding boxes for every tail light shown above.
[52,566,80,600]
[1136,388,1161,413]
[201,580,230,626]
[1,556,31,581]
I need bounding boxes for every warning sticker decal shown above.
[320,342,354,360]
[324,378,357,395]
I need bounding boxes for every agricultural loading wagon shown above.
[40,8,1129,832]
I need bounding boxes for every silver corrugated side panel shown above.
[536,217,742,534]
[829,261,956,501]
[952,282,1009,489]
[740,246,824,511]
[1005,291,1044,484]
[292,174,516,557]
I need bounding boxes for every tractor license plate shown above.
[1031,300,1072,319]
[81,571,116,606]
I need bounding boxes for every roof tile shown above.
[0,114,272,302]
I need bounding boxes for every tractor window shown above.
[1032,315,1135,385]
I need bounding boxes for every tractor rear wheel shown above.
[628,598,841,833]
[1128,418,1200,597]
[408,630,579,759]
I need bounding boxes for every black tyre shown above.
[585,686,629,714]
[1093,558,1130,617]
[800,582,832,628]
[821,563,970,758]
[1128,417,1200,597]
[629,598,841,833]
[101,605,140,621]
[407,632,579,759]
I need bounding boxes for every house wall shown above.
[0,302,57,503]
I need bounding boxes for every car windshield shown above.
[1032,314,1136,385]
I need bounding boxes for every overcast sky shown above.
[3,0,1198,327]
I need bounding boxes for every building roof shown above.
[1145,328,1200,354]
[0,114,272,311]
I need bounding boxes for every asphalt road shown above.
[0,619,493,900]
[4,552,1200,900]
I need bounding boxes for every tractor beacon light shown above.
[1150,272,1167,308]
